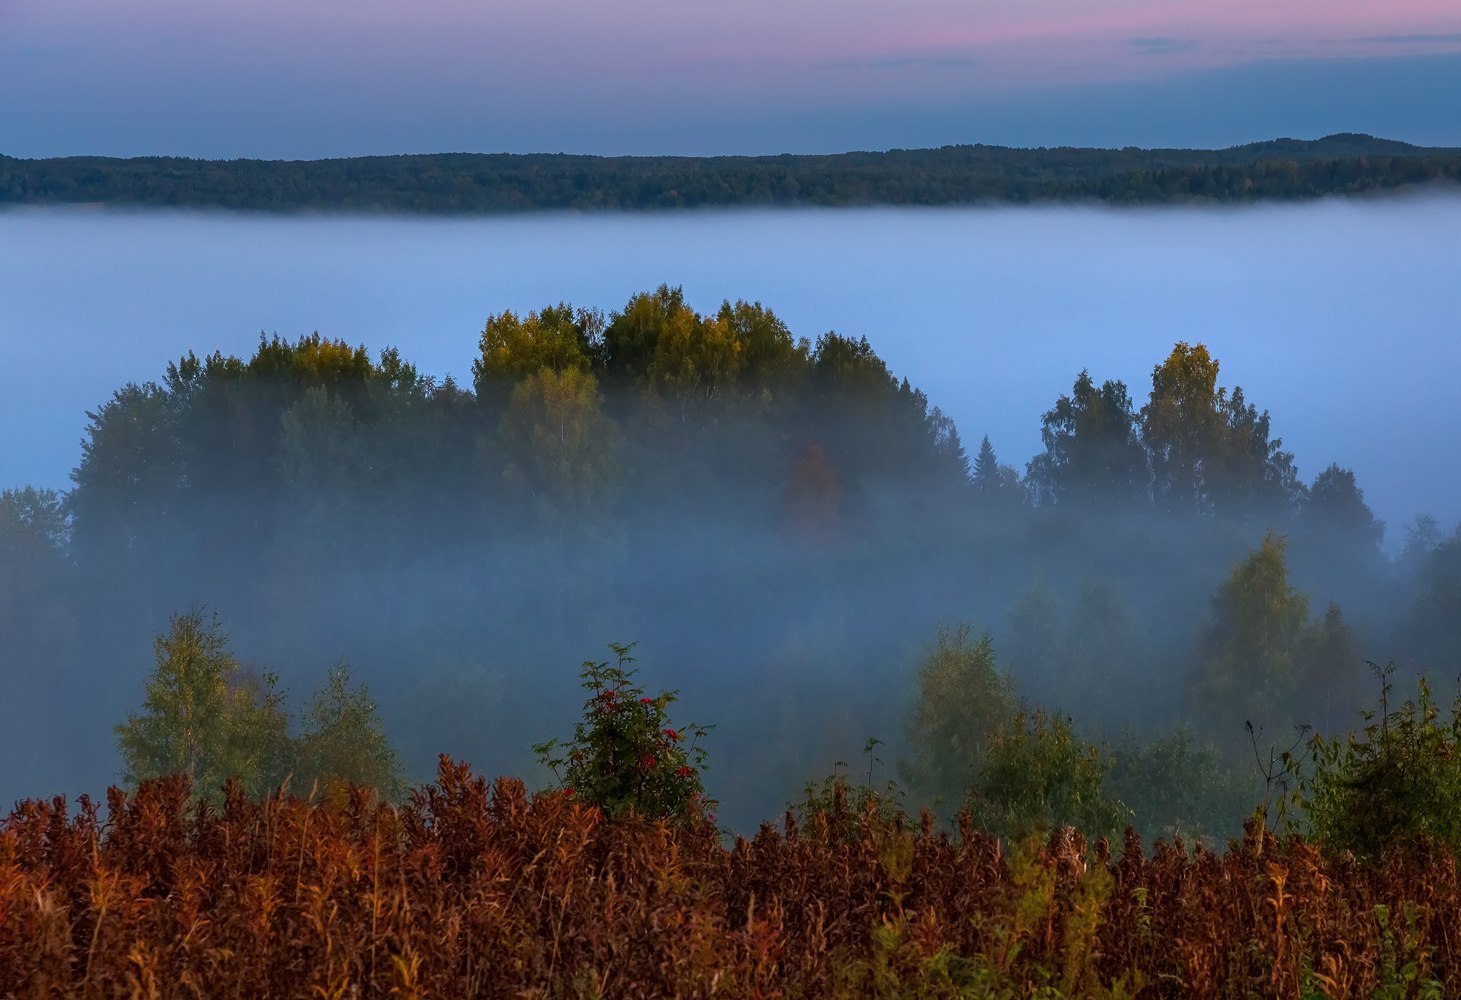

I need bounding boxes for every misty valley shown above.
[3,232,1459,820]
[5,198,1461,995]
[9,0,1461,981]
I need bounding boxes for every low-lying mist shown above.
[5,278,1460,835]
[3,195,1459,536]
[2,199,1459,834]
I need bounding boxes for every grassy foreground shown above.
[3,758,1458,999]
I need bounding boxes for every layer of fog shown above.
[3,196,1460,830]
[3,196,1460,539]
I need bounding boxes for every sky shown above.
[4,0,1461,157]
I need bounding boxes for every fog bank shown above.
[4,197,1459,539]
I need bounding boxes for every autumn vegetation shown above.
[113,609,404,805]
[4,285,1461,993]
[9,643,1461,996]
[5,754,1461,997]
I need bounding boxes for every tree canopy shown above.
[3,134,1458,213]
[5,286,1455,830]
[115,610,404,802]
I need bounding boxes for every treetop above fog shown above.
[64,287,1357,554]
[8,283,1461,833]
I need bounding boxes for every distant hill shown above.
[2,134,1458,213]
[1213,134,1434,161]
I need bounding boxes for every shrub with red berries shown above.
[533,643,715,825]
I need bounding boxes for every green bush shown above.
[534,643,714,824]
[968,709,1132,844]
[1106,726,1256,844]
[1288,662,1461,858]
[793,739,908,843]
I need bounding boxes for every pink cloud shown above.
[12,0,1461,128]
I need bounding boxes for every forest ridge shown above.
[3,133,1460,213]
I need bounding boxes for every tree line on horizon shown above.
[2,133,1460,212]
[2,286,1459,831]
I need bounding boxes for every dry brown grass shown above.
[3,758,1458,998]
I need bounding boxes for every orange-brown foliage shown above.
[2,758,1458,998]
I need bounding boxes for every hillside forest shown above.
[3,133,1460,213]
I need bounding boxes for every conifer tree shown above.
[296,663,406,802]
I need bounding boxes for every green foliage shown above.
[1061,584,1151,724]
[1139,343,1300,518]
[1026,370,1147,509]
[533,643,714,824]
[1299,602,1366,734]
[968,709,1132,844]
[115,609,292,801]
[904,625,1018,813]
[715,298,805,386]
[116,610,406,803]
[499,366,620,525]
[1215,385,1303,519]
[1399,515,1445,570]
[1400,528,1461,673]
[275,385,376,568]
[295,662,406,803]
[9,137,1460,213]
[41,281,1461,851]
[971,436,1025,511]
[0,487,75,674]
[646,294,745,403]
[602,285,698,383]
[473,304,599,393]
[1140,342,1227,513]
[1192,533,1313,748]
[794,739,909,843]
[1005,585,1066,695]
[1369,904,1445,1000]
[1299,463,1385,554]
[1106,726,1255,843]
[905,623,1145,842]
[1288,663,1461,858]
[70,380,183,566]
[0,486,69,559]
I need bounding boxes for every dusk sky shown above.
[4,0,1461,157]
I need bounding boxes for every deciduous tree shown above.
[967,709,1131,843]
[903,625,1017,812]
[1026,371,1147,509]
[500,367,619,525]
[1192,534,1314,750]
[115,609,291,801]
[1140,342,1300,520]
[472,303,599,398]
